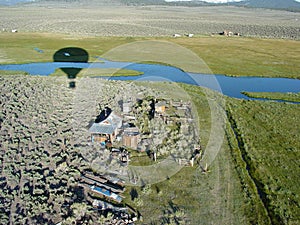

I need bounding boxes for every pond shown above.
[1,59,300,101]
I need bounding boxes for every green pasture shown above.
[170,36,300,78]
[0,33,137,64]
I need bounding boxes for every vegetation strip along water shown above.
[242,91,300,103]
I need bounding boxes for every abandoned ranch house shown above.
[88,106,141,150]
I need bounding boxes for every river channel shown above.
[1,60,299,101]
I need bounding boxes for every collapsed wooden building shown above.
[80,172,125,204]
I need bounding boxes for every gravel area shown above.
[0,5,299,39]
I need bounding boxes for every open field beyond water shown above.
[0,33,300,78]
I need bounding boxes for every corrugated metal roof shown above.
[89,112,122,134]
[89,123,114,134]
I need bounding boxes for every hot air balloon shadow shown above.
[53,47,89,88]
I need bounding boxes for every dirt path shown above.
[222,154,233,224]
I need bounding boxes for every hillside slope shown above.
[232,0,300,11]
[3,0,300,10]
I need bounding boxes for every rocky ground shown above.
[0,5,299,39]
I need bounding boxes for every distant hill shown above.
[0,0,32,5]
[105,0,300,10]
[0,0,214,7]
[0,0,121,6]
[231,0,300,11]
[113,0,211,6]
[2,0,300,11]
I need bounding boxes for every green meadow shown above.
[0,33,134,64]
[171,37,300,78]
[0,70,28,75]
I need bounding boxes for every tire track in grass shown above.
[212,145,235,225]
[223,154,233,225]
[211,154,222,224]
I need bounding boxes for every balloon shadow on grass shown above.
[53,47,89,88]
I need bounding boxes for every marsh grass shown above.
[0,70,28,75]
[242,91,300,103]
[50,68,143,77]
[226,98,300,224]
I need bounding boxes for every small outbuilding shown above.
[173,33,181,38]
[122,101,132,114]
[155,101,167,114]
[185,33,194,38]
[122,127,140,149]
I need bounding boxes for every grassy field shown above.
[1,33,300,78]
[226,98,300,224]
[171,37,300,78]
[0,33,139,64]
[242,91,300,103]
